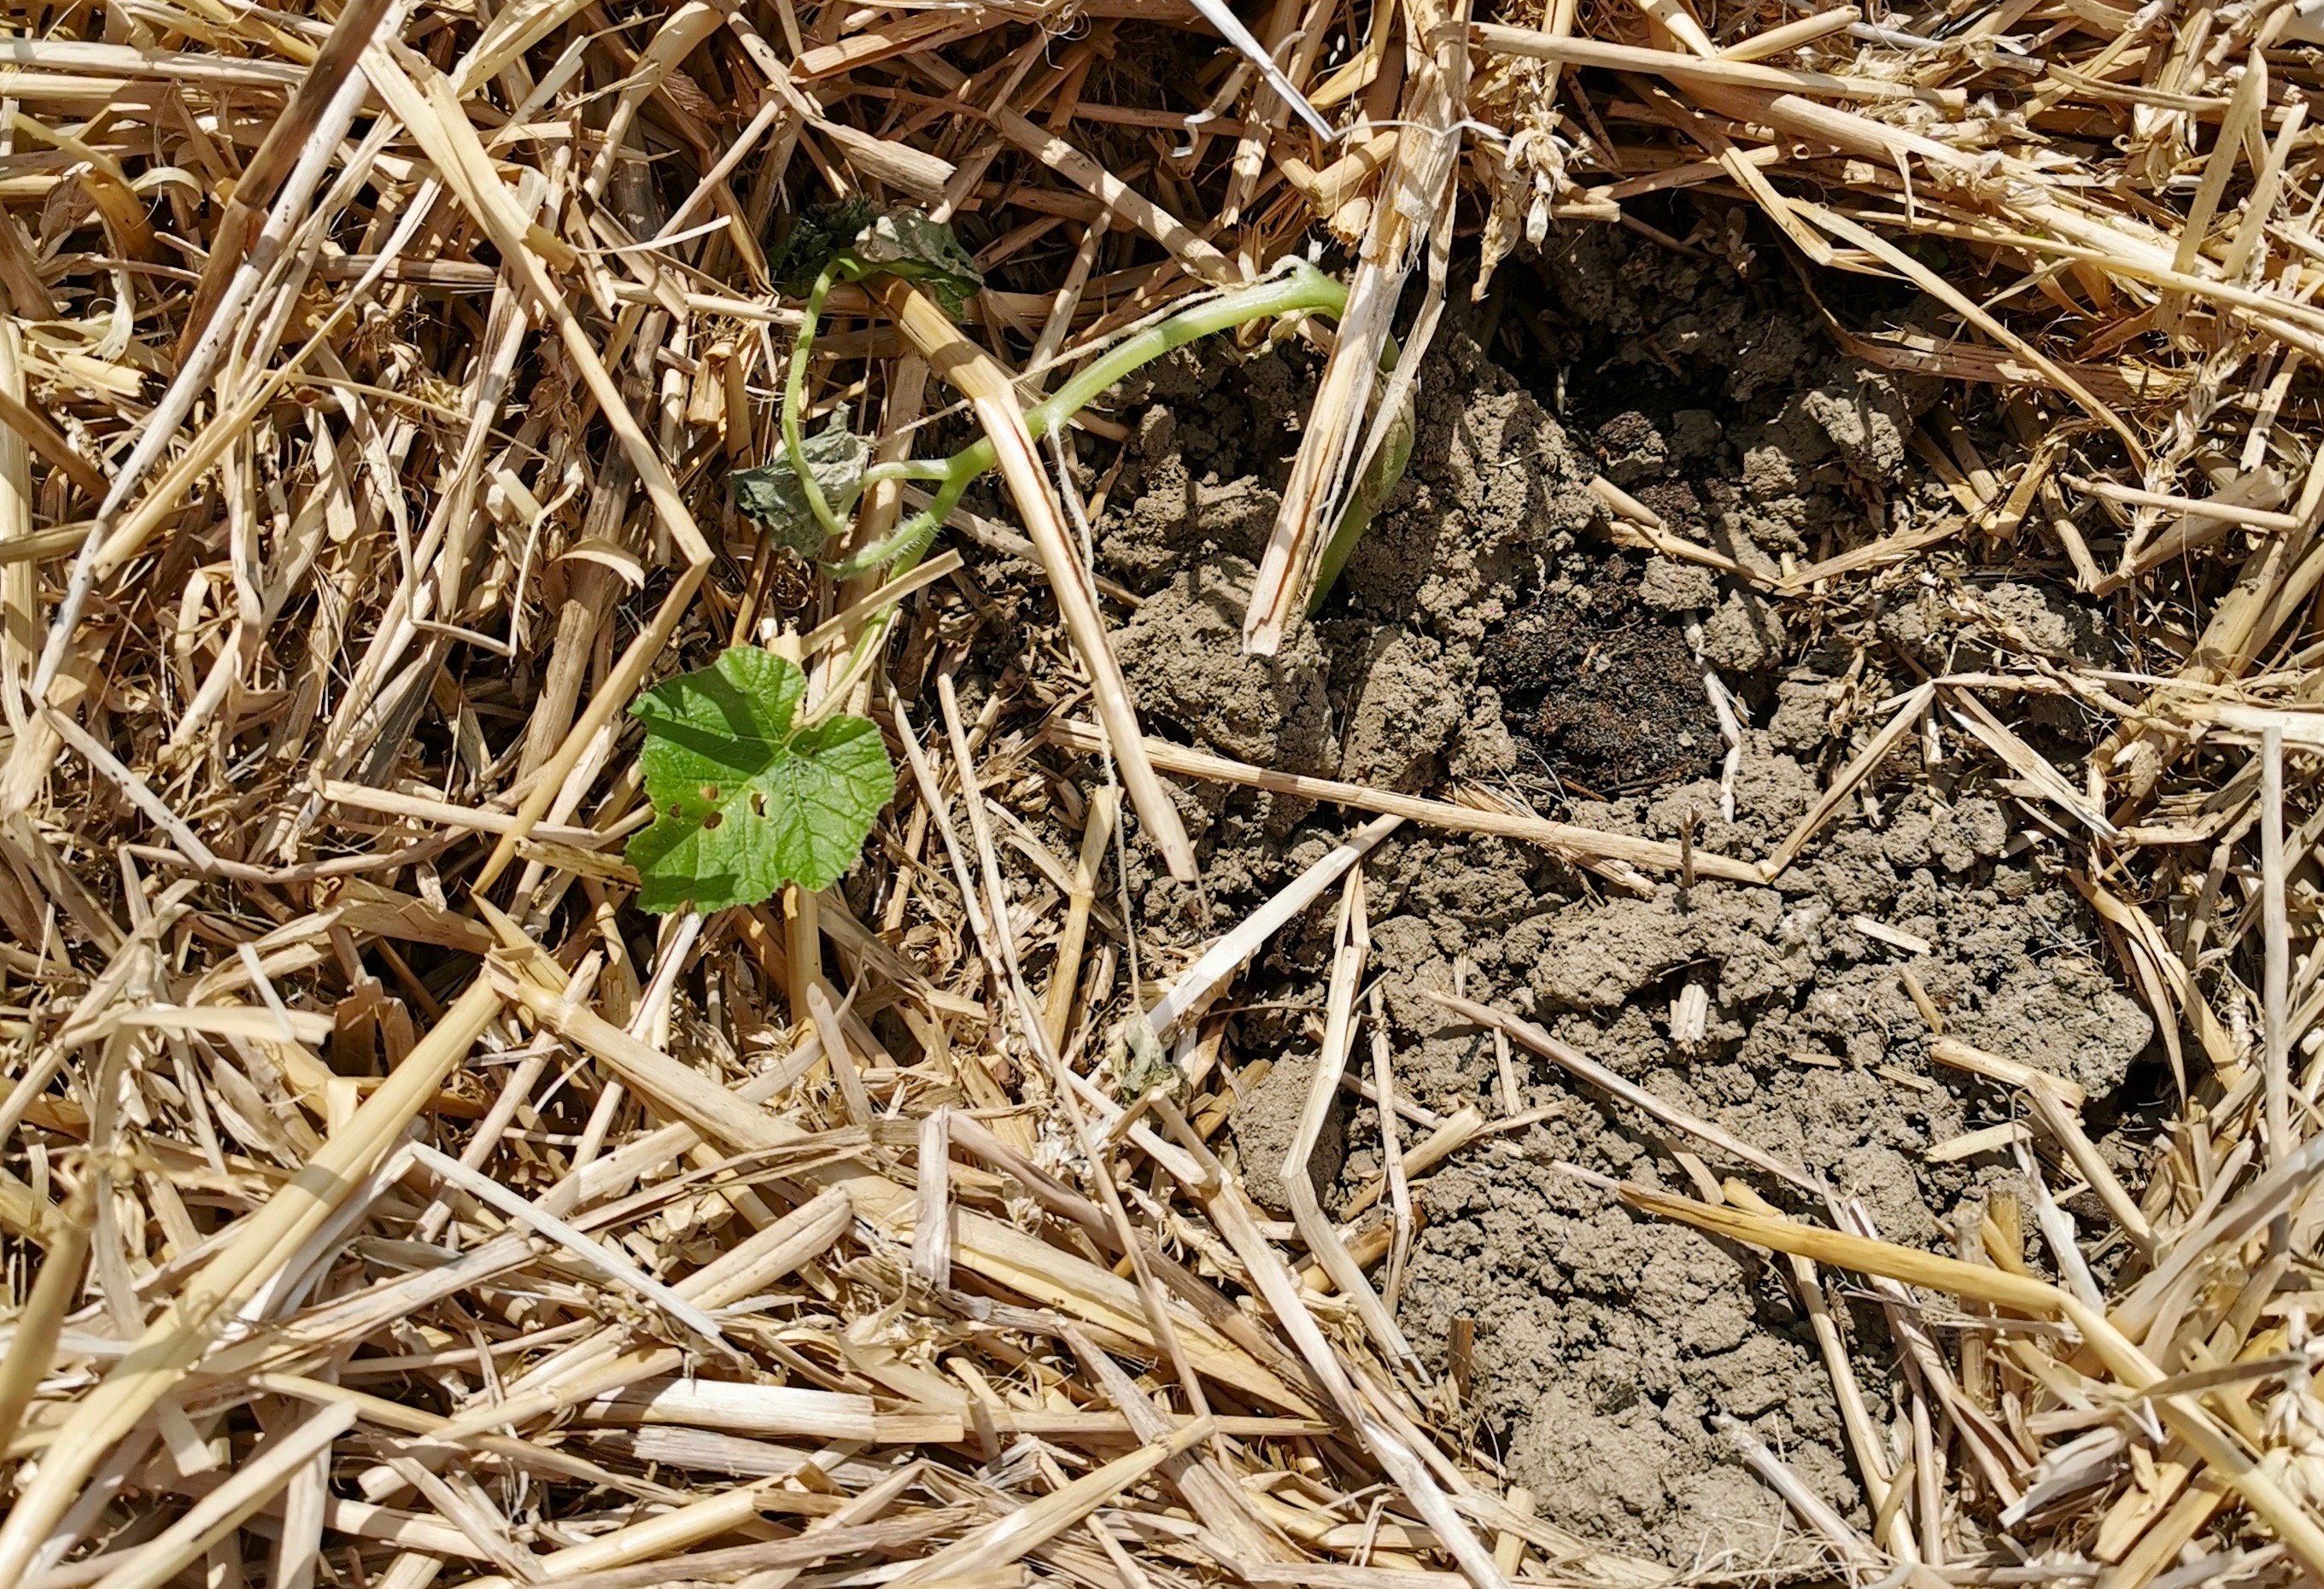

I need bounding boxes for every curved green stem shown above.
[855,262,1354,547]
[781,262,846,543]
[1026,260,1349,443]
[821,260,1381,607]
[858,459,959,488]
[824,476,962,581]
[807,459,954,535]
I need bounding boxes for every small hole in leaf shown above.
[702,811,723,830]
[669,803,683,818]
[752,792,766,815]
[701,783,721,802]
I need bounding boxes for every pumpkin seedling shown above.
[632,207,1408,913]
[735,203,1401,598]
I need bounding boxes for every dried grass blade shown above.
[490,937,1310,1411]
[876,278,1194,879]
[88,1400,357,1589]
[1284,868,1410,1365]
[1469,23,1964,105]
[1621,1183,2324,1575]
[0,1180,91,1447]
[1148,814,1400,1041]
[0,978,504,1582]
[404,1142,735,1355]
[888,1419,1215,1589]
[1429,991,1828,1197]
[1795,203,2148,467]
[1045,719,1758,880]
[546,1510,977,1589]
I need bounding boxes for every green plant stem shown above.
[811,264,1410,730]
[807,266,1365,723]
[781,261,846,542]
[1025,261,1349,447]
[830,262,1355,581]
[858,459,959,486]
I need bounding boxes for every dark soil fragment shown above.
[1483,556,1721,792]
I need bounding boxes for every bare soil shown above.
[1036,226,2168,1569]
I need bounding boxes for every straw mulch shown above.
[2,0,2323,1586]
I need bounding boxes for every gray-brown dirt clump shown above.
[1069,228,2159,1569]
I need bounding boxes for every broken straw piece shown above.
[1184,0,1337,140]
[1144,814,1402,1043]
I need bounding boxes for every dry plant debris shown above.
[6,0,2324,1585]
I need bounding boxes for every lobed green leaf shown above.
[625,647,894,914]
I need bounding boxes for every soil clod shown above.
[1484,559,1724,795]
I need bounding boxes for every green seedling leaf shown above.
[770,200,983,319]
[732,406,871,556]
[625,647,893,914]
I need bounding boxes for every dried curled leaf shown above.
[625,647,894,913]
[847,208,983,318]
[732,406,871,556]
[772,200,983,319]
[772,197,877,297]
